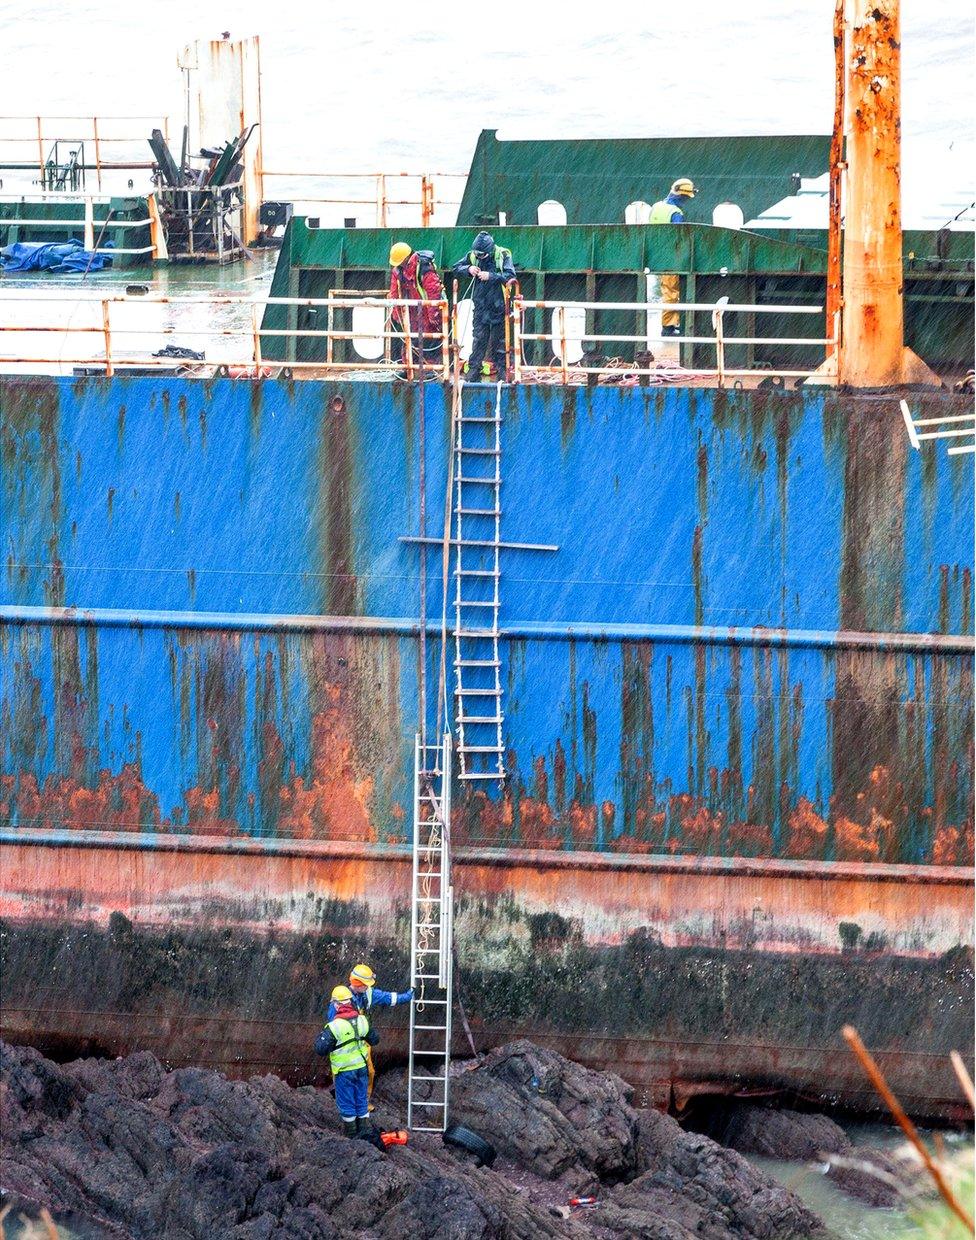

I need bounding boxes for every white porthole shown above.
[537,199,567,226]
[625,200,653,224]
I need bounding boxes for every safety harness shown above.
[327,1014,370,1074]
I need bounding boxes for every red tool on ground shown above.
[380,1129,408,1147]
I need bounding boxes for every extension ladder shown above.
[453,382,505,781]
[406,732,454,1132]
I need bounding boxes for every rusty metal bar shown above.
[251,303,262,368]
[92,116,103,191]
[842,1027,975,1232]
[840,0,906,385]
[2,604,971,654]
[826,0,846,361]
[101,299,113,377]
[0,826,971,887]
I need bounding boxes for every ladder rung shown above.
[455,658,499,666]
[456,600,496,608]
[457,475,498,484]
[463,745,505,753]
[456,689,499,697]
[458,447,498,456]
[414,998,448,1004]
[415,923,443,930]
[457,507,500,516]
[457,630,497,638]
[409,1076,447,1085]
[416,871,444,878]
[413,1024,448,1030]
[410,1049,449,1055]
[460,771,505,780]
[457,568,499,577]
[457,716,502,724]
[461,415,500,423]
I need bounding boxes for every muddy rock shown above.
[613,1108,825,1239]
[702,1103,851,1161]
[825,1145,921,1208]
[1,1039,822,1239]
[447,1039,637,1181]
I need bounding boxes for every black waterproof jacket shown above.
[451,232,516,320]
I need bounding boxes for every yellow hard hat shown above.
[389,241,412,267]
[331,984,353,1002]
[349,963,376,986]
[670,178,696,198]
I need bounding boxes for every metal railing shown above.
[0,290,833,386]
[0,116,167,189]
[901,399,976,457]
[513,296,833,386]
[0,192,156,256]
[260,170,465,226]
[0,293,451,380]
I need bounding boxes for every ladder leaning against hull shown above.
[406,732,454,1132]
[453,381,505,782]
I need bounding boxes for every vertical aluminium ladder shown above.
[453,382,505,781]
[406,732,454,1132]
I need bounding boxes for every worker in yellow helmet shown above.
[649,178,696,337]
[314,985,379,1137]
[388,241,445,366]
[326,963,413,1104]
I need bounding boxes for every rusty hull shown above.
[1,375,973,1113]
[0,833,972,1118]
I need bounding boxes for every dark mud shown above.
[1,1038,824,1239]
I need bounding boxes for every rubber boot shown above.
[342,1119,357,1138]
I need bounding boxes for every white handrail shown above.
[519,298,824,314]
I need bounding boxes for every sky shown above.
[1,0,972,181]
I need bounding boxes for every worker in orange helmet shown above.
[326,963,413,1104]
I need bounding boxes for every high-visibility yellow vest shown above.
[327,1014,370,1075]
[650,199,681,224]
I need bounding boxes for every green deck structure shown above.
[455,130,833,227]
[0,196,153,270]
[262,217,973,372]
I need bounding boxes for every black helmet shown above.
[473,230,494,257]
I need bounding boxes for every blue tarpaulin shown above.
[0,239,113,273]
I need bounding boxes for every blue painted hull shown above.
[1,376,973,1114]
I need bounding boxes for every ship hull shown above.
[1,376,972,1117]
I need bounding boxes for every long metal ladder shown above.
[406,732,454,1131]
[453,382,505,781]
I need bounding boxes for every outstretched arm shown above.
[368,986,414,1008]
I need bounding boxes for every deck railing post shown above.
[102,299,113,377]
[251,302,263,370]
[512,297,523,384]
[440,299,450,382]
[92,117,103,192]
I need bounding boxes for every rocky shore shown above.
[4,1036,912,1239]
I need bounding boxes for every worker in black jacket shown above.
[451,230,516,377]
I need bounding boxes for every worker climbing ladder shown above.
[453,381,506,781]
[406,732,455,1132]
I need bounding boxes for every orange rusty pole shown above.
[840,0,911,385]
[825,0,845,360]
